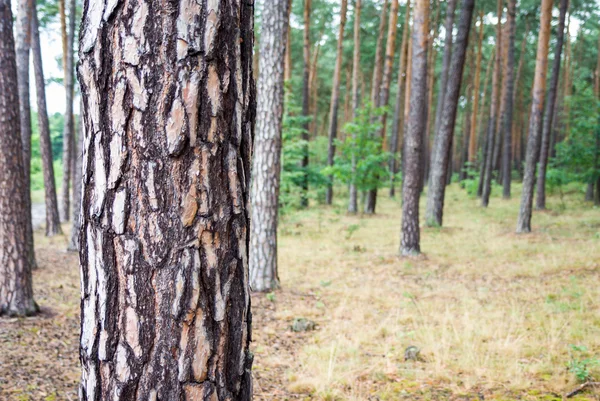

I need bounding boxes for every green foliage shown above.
[322,104,390,194]
[30,112,65,191]
[567,344,599,383]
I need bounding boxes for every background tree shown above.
[348,0,361,213]
[301,0,312,208]
[78,0,255,398]
[501,0,516,199]
[517,0,553,233]
[401,0,429,256]
[0,0,37,317]
[250,0,290,292]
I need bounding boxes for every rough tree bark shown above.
[77,0,255,398]
[68,111,83,252]
[535,0,568,209]
[249,0,289,292]
[0,0,37,317]
[348,0,361,213]
[401,0,428,256]
[325,0,348,205]
[15,0,37,270]
[468,13,483,164]
[516,0,553,233]
[432,0,457,138]
[389,0,411,198]
[31,2,63,236]
[425,0,474,227]
[481,0,503,206]
[501,0,516,199]
[301,0,311,208]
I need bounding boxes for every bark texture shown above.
[389,0,411,198]
[77,0,255,398]
[535,0,568,210]
[432,0,457,138]
[249,0,289,292]
[15,0,37,270]
[0,0,37,317]
[425,0,474,227]
[401,0,428,256]
[501,0,516,199]
[348,0,361,213]
[325,0,348,205]
[300,0,311,208]
[516,0,553,233]
[31,3,63,236]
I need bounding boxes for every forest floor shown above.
[1,184,599,400]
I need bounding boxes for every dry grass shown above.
[1,184,599,400]
[255,183,600,400]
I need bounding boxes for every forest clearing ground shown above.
[0,184,599,400]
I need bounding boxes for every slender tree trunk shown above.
[301,0,311,208]
[477,49,494,196]
[0,0,37,317]
[516,0,553,233]
[365,0,391,214]
[432,0,457,137]
[389,0,411,198]
[78,0,255,397]
[425,0,474,227]
[284,0,293,83]
[460,83,473,181]
[564,16,572,140]
[535,0,568,209]
[481,0,503,206]
[468,13,484,164]
[59,0,71,221]
[31,3,62,236]
[493,22,508,184]
[593,33,600,206]
[501,0,517,199]
[348,0,361,213]
[15,0,37,270]
[402,31,414,178]
[68,111,83,252]
[401,0,429,256]
[325,0,348,205]
[250,0,290,292]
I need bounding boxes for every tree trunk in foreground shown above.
[0,0,37,317]
[68,112,83,252]
[501,0,516,199]
[78,0,255,398]
[481,0,503,207]
[250,0,290,292]
[31,3,63,236]
[16,0,37,270]
[348,0,361,213]
[389,0,411,198]
[425,0,474,227]
[325,0,348,205]
[536,0,568,210]
[432,0,457,138]
[516,0,553,233]
[401,0,428,256]
[300,0,311,208]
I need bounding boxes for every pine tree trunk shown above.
[0,0,38,317]
[59,0,72,221]
[250,0,289,292]
[301,0,311,208]
[348,0,361,213]
[501,0,517,199]
[535,0,568,210]
[31,3,62,236]
[68,111,83,252]
[284,0,293,83]
[481,0,503,207]
[477,49,494,197]
[364,0,391,214]
[325,0,348,205]
[468,13,484,164]
[389,0,411,198]
[425,0,474,227]
[516,0,553,233]
[564,17,572,140]
[493,22,508,185]
[432,0,457,138]
[77,0,255,398]
[15,0,37,270]
[401,0,428,256]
